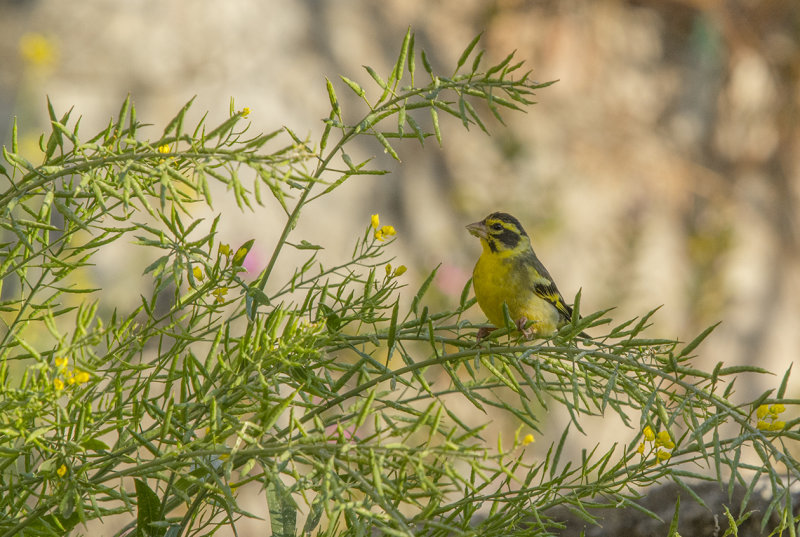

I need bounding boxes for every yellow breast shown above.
[472,253,561,336]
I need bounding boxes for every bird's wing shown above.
[533,280,574,321]
[524,251,574,322]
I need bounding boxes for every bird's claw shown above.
[476,326,495,342]
[516,316,534,340]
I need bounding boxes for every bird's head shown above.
[466,212,530,256]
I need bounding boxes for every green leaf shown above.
[135,478,165,537]
[421,49,434,76]
[410,265,439,316]
[232,238,255,267]
[455,32,483,74]
[326,77,341,119]
[290,240,323,250]
[407,32,416,84]
[163,96,196,137]
[364,65,388,90]
[667,495,680,537]
[375,131,400,161]
[266,478,298,537]
[393,27,412,83]
[676,322,720,359]
[430,107,442,145]
[340,76,366,97]
[386,299,399,363]
[80,438,110,452]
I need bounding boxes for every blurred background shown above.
[2,0,799,524]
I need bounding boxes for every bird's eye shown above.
[490,223,504,231]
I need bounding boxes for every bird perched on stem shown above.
[466,212,585,340]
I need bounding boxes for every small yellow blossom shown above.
[66,371,76,384]
[219,244,231,256]
[636,442,645,455]
[393,265,407,277]
[385,264,392,277]
[375,225,396,242]
[56,464,67,477]
[756,402,788,431]
[241,107,251,118]
[522,433,535,446]
[157,144,171,154]
[655,431,674,449]
[770,421,786,431]
[371,214,380,229]
[55,356,68,369]
[769,404,786,415]
[192,266,204,281]
[643,426,655,442]
[54,378,64,391]
[74,370,90,384]
[212,287,229,304]
[19,33,58,68]
[656,449,672,462]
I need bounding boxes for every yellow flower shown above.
[19,33,58,68]
[385,264,392,277]
[770,421,786,431]
[656,449,672,461]
[757,405,769,419]
[192,266,204,281]
[655,431,674,449]
[393,265,407,277]
[522,433,535,446]
[212,287,229,304]
[219,244,231,256]
[54,378,64,391]
[769,404,786,415]
[371,214,380,229]
[375,225,396,242]
[636,442,645,455]
[643,426,655,442]
[241,107,251,118]
[157,144,171,154]
[757,420,770,431]
[74,370,90,384]
[56,464,67,477]
[55,356,68,369]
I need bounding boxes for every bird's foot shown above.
[476,326,496,342]
[516,317,534,340]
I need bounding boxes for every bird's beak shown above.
[466,220,488,240]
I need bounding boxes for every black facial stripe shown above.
[487,237,498,253]
[496,228,521,249]
[487,213,527,236]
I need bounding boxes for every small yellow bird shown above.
[467,212,583,340]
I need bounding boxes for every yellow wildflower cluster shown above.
[756,404,786,431]
[370,214,396,242]
[636,425,674,462]
[56,464,67,478]
[241,107,251,118]
[157,144,171,154]
[52,356,91,391]
[384,263,407,278]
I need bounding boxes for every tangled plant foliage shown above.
[0,29,798,537]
